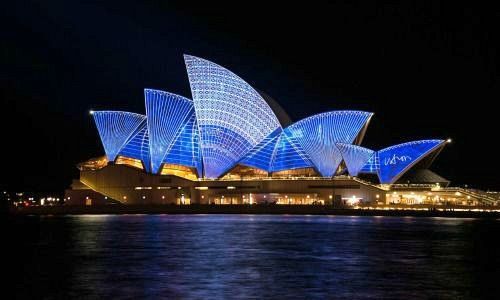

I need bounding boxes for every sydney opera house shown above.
[65,55,495,206]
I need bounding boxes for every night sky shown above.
[2,1,498,192]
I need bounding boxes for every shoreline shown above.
[8,205,500,219]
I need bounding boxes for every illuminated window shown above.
[160,164,198,180]
[77,156,108,171]
[115,156,144,170]
[220,165,268,180]
[271,167,318,178]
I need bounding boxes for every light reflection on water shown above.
[7,215,500,299]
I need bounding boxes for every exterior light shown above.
[89,110,94,115]
[446,138,452,143]
[376,194,379,199]
[104,196,108,199]
[329,195,332,199]
[85,196,89,200]
[142,196,146,199]
[123,196,127,200]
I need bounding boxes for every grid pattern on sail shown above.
[118,121,151,172]
[163,113,202,177]
[92,111,146,162]
[145,89,194,174]
[184,55,282,178]
[287,111,373,177]
[336,143,375,177]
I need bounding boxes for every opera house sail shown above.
[66,54,475,206]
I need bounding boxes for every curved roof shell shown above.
[90,55,446,183]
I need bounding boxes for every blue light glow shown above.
[287,111,373,177]
[163,112,202,177]
[184,55,282,178]
[359,153,380,174]
[118,120,151,172]
[90,55,447,183]
[92,111,146,162]
[271,128,314,172]
[239,128,282,172]
[145,89,194,174]
[336,143,375,176]
[377,140,445,184]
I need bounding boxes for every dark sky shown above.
[1,1,499,192]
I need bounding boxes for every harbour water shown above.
[7,215,500,299]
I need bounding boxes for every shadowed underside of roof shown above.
[256,90,292,127]
[396,169,450,186]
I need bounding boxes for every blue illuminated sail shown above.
[118,120,151,172]
[162,112,202,177]
[145,89,194,174]
[377,139,445,184]
[336,143,375,176]
[184,55,282,178]
[271,128,314,172]
[239,128,282,172]
[92,111,146,162]
[287,111,373,177]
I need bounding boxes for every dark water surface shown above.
[6,215,500,299]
